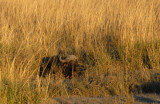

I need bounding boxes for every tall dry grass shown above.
[0,0,160,103]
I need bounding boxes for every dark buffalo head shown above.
[39,55,86,78]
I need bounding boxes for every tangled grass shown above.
[0,0,160,103]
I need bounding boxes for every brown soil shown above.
[41,94,160,104]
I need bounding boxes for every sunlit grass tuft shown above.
[0,0,160,103]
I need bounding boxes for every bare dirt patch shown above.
[41,94,160,104]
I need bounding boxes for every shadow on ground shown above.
[134,95,160,103]
[135,81,160,94]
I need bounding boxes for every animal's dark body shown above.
[39,56,62,77]
[39,55,86,78]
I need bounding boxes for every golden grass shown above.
[0,0,160,103]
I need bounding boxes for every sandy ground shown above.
[41,94,160,104]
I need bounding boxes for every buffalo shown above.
[39,55,86,78]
